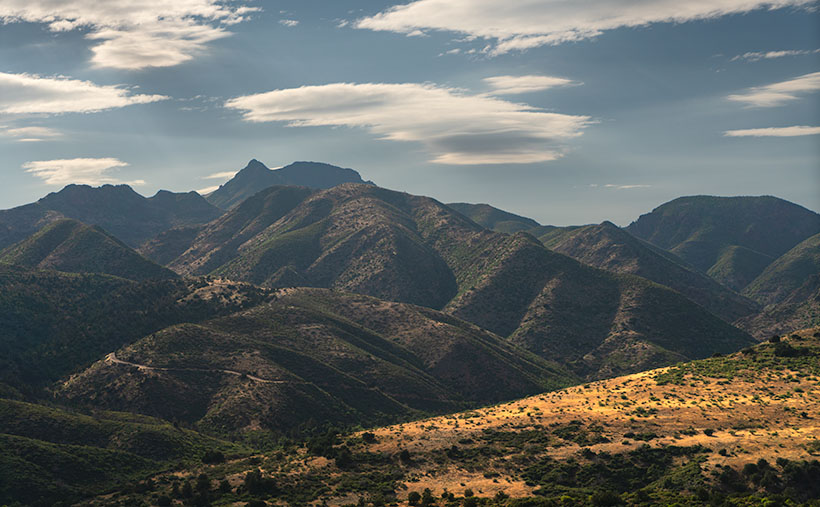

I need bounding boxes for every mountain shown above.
[626,196,820,291]
[535,221,759,323]
[87,327,820,506]
[742,232,820,306]
[58,288,573,435]
[160,183,754,379]
[0,184,223,249]
[0,264,270,392]
[736,274,820,339]
[205,160,373,210]
[446,202,540,233]
[0,218,175,281]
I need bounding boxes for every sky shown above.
[0,0,818,226]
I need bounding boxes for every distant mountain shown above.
[0,218,175,281]
[59,288,573,434]
[742,232,820,306]
[0,184,223,249]
[626,196,820,291]
[536,221,759,323]
[160,183,753,379]
[446,202,540,233]
[205,160,373,210]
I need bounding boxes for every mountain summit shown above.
[205,160,373,209]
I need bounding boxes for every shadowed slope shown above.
[446,202,540,233]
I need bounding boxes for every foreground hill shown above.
[96,327,820,506]
[626,195,820,291]
[0,218,175,281]
[155,183,754,379]
[58,288,573,435]
[446,202,540,233]
[0,184,223,249]
[0,398,242,506]
[742,232,820,306]
[205,160,372,210]
[535,221,759,323]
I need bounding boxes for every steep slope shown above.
[743,232,820,306]
[0,265,270,392]
[446,202,540,233]
[736,275,820,339]
[0,184,223,249]
[627,196,820,290]
[536,221,759,323]
[58,288,573,434]
[99,328,820,506]
[0,398,241,506]
[205,160,372,210]
[168,184,755,379]
[0,218,175,281]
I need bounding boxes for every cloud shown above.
[0,0,258,69]
[484,75,579,95]
[724,125,820,137]
[0,72,167,115]
[0,125,62,142]
[731,48,820,62]
[23,157,144,186]
[355,0,814,54]
[203,170,238,179]
[279,19,299,27]
[197,185,220,195]
[603,184,652,189]
[727,71,820,107]
[225,82,592,165]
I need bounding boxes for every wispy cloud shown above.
[279,19,299,27]
[225,82,592,165]
[0,125,62,142]
[483,75,579,95]
[724,125,820,137]
[0,0,259,69]
[197,185,220,195]
[203,170,238,180]
[0,72,167,115]
[727,71,820,107]
[23,157,144,186]
[604,184,651,189]
[355,0,814,55]
[731,48,820,62]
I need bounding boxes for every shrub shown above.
[202,450,225,464]
[408,491,422,505]
[769,335,781,343]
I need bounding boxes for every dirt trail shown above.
[105,352,298,384]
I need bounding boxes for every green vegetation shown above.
[446,202,540,234]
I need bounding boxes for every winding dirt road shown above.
[105,352,297,384]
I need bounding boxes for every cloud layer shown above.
[724,125,820,137]
[225,82,591,165]
[0,72,167,115]
[727,71,820,107]
[731,48,820,62]
[0,125,62,142]
[0,0,256,69]
[23,157,143,186]
[483,75,578,95]
[356,0,814,54]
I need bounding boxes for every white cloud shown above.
[279,19,299,27]
[23,157,144,186]
[225,82,592,165]
[356,0,814,55]
[724,125,820,137]
[731,48,820,61]
[197,185,221,195]
[484,75,579,95]
[0,0,258,69]
[727,71,820,107]
[604,184,652,189]
[0,72,167,115]
[0,125,62,142]
[203,170,238,179]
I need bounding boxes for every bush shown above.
[408,491,422,505]
[202,450,225,464]
[774,342,799,357]
[157,496,172,506]
[769,335,781,343]
[362,432,377,444]
[590,490,623,506]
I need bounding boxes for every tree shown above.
[408,491,422,505]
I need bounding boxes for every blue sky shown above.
[0,0,818,225]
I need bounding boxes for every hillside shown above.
[743,232,820,306]
[205,160,372,210]
[536,221,759,323]
[0,218,176,281]
[0,184,223,249]
[0,398,242,506]
[626,196,820,291]
[161,183,754,379]
[94,327,820,506]
[446,203,540,233]
[737,275,820,339]
[58,288,574,435]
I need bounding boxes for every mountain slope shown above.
[58,288,574,434]
[743,232,820,306]
[166,183,755,379]
[0,185,223,249]
[446,202,540,233]
[536,221,759,323]
[627,195,820,290]
[205,160,372,210]
[0,218,175,281]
